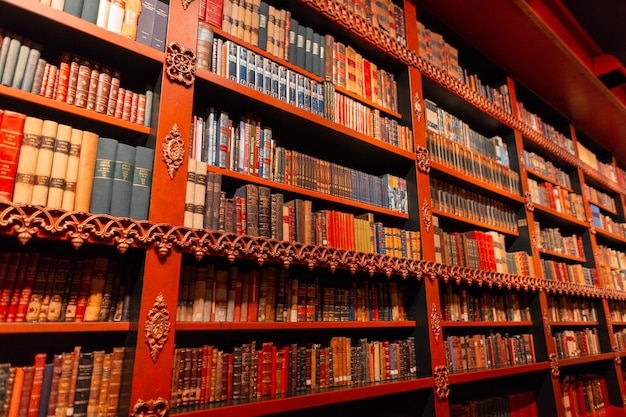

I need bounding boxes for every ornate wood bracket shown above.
[181,0,194,10]
[549,353,560,378]
[588,218,597,235]
[144,293,171,363]
[524,191,534,212]
[162,124,185,179]
[166,42,196,86]
[614,346,621,365]
[413,92,423,122]
[131,398,169,417]
[416,146,430,174]
[433,365,449,400]
[543,311,552,337]
[430,303,441,343]
[531,235,539,253]
[421,200,432,234]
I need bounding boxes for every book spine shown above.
[89,137,118,214]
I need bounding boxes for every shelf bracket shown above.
[130,398,169,417]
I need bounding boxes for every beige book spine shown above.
[31,120,58,206]
[12,116,43,204]
[61,128,83,211]
[74,131,99,212]
[46,124,72,209]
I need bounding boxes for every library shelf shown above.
[557,352,615,368]
[175,320,418,331]
[538,248,587,263]
[595,229,626,245]
[549,321,600,327]
[173,377,434,417]
[0,321,132,334]
[431,208,520,237]
[531,203,590,229]
[525,167,574,193]
[447,362,550,385]
[590,201,618,217]
[441,321,533,329]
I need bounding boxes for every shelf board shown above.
[590,201,618,216]
[0,85,151,135]
[525,168,573,193]
[432,208,519,236]
[195,69,415,162]
[595,228,626,245]
[206,165,410,220]
[532,203,589,228]
[442,321,533,328]
[610,321,626,327]
[1,0,164,63]
[538,248,586,263]
[430,161,524,204]
[557,352,614,367]
[172,377,433,417]
[176,320,417,331]
[549,321,599,327]
[0,321,132,334]
[448,362,550,385]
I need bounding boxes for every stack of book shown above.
[560,374,607,416]
[553,328,601,359]
[516,101,575,154]
[450,391,538,417]
[546,294,598,323]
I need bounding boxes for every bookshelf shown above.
[2,0,626,417]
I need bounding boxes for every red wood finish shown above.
[432,208,520,236]
[176,320,417,331]
[538,249,586,263]
[0,322,132,334]
[448,362,550,385]
[442,321,533,328]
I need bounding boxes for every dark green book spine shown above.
[257,1,268,50]
[109,143,136,217]
[128,146,154,220]
[63,0,85,17]
[89,137,118,214]
[80,0,100,23]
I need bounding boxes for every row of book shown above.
[599,267,626,292]
[546,294,598,323]
[430,180,519,233]
[608,300,626,322]
[416,21,513,116]
[450,391,538,417]
[560,374,607,417]
[0,346,127,417]
[0,110,154,219]
[541,260,598,286]
[169,336,417,407]
[425,99,511,167]
[527,179,586,221]
[189,108,411,183]
[534,223,584,259]
[584,184,616,212]
[0,252,133,323]
[516,101,575,155]
[523,149,572,190]
[596,244,626,270]
[553,328,601,359]
[440,281,532,323]
[444,332,536,373]
[576,141,618,183]
[0,32,152,126]
[613,329,626,352]
[184,168,420,257]
[427,130,520,195]
[177,263,408,324]
[330,0,407,45]
[617,165,626,189]
[589,205,626,237]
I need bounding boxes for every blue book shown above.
[20,44,42,92]
[278,66,287,102]
[37,362,54,417]
[254,54,264,92]
[262,57,271,96]
[90,137,119,214]
[288,70,296,106]
[270,61,279,99]
[226,41,237,81]
[151,0,169,51]
[136,0,157,47]
[1,36,23,86]
[10,41,32,89]
[303,77,311,112]
[129,146,155,220]
[237,45,247,86]
[247,49,255,89]
[109,143,136,217]
[0,32,13,82]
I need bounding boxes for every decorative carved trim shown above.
[131,398,169,417]
[416,146,430,174]
[431,303,441,343]
[181,0,194,10]
[144,293,171,363]
[588,218,597,235]
[549,354,560,378]
[165,42,196,86]
[433,365,449,400]
[421,200,432,234]
[3,201,626,300]
[543,311,552,337]
[614,346,622,365]
[413,92,423,122]
[162,124,185,179]
[524,192,534,212]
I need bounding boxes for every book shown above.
[0,110,26,201]
[120,0,142,40]
[128,146,154,220]
[36,362,53,417]
[81,0,100,23]
[0,33,14,82]
[46,124,73,208]
[71,352,93,417]
[11,116,43,204]
[89,137,118,214]
[104,347,125,417]
[151,0,169,51]
[64,0,85,16]
[73,131,99,212]
[19,44,42,93]
[60,128,83,211]
[10,41,32,90]
[106,0,126,34]
[109,143,136,217]
[1,36,23,87]
[28,120,58,206]
[136,0,157,47]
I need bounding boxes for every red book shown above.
[0,110,26,201]
[205,0,224,28]
[7,252,40,323]
[74,258,96,322]
[54,52,71,103]
[0,251,20,321]
[246,270,259,322]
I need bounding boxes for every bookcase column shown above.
[537,290,565,416]
[601,297,626,407]
[129,0,200,412]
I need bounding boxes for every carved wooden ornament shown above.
[431,303,441,343]
[549,354,559,378]
[433,365,449,400]
[144,293,171,362]
[162,124,185,179]
[422,200,432,234]
[131,398,169,417]
[524,191,534,212]
[416,146,430,174]
[181,0,194,10]
[614,346,621,365]
[414,92,423,122]
[543,311,552,337]
[166,42,196,86]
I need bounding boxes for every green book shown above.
[10,41,31,89]
[0,32,14,82]
[128,146,154,220]
[80,0,100,23]
[1,36,23,86]
[63,0,85,17]
[19,44,41,92]
[89,137,118,214]
[109,143,136,217]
